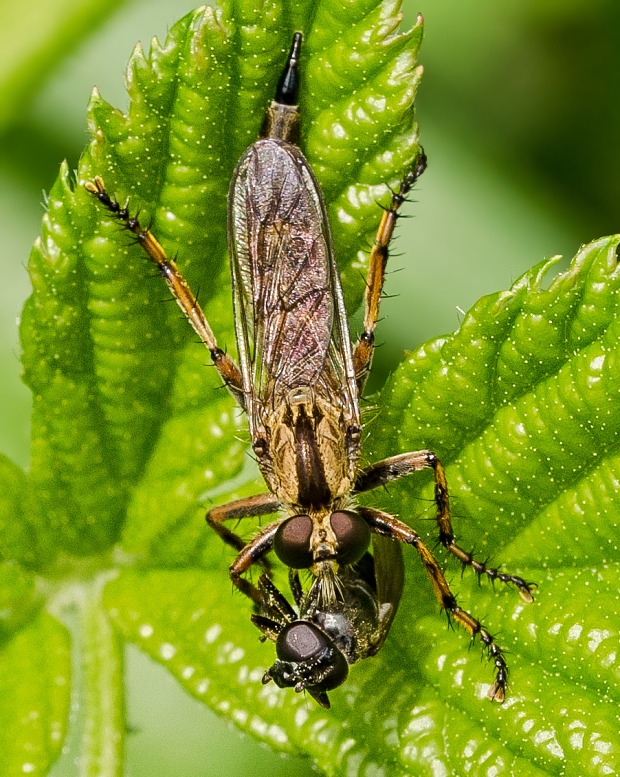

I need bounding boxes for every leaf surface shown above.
[5,0,619,774]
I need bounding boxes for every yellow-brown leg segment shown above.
[353,150,428,392]
[355,451,535,602]
[228,521,285,605]
[206,492,283,604]
[358,506,509,701]
[85,176,246,408]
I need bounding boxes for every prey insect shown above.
[86,31,535,704]
[252,534,405,708]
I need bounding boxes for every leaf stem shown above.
[79,590,125,777]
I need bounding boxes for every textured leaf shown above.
[0,559,38,641]
[0,614,71,777]
[9,1,423,773]
[0,453,45,567]
[105,236,620,775]
[20,1,422,569]
[9,0,619,774]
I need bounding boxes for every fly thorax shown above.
[291,401,333,508]
[308,577,381,664]
[264,413,298,504]
[266,386,355,507]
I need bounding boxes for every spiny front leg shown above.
[85,176,245,407]
[358,505,510,702]
[206,492,282,601]
[227,521,285,605]
[206,491,282,552]
[355,451,535,602]
[352,150,427,393]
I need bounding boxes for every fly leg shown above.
[228,521,284,604]
[251,574,298,643]
[288,569,304,607]
[206,492,283,604]
[85,177,245,408]
[352,150,427,393]
[355,451,535,602]
[358,505,510,702]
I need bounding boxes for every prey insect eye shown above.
[331,510,370,566]
[276,621,324,661]
[275,622,349,692]
[274,514,313,568]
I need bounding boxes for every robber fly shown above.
[252,534,404,708]
[87,31,535,703]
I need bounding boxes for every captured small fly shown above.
[252,534,404,708]
[87,31,535,704]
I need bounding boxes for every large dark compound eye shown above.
[274,514,313,568]
[275,622,349,692]
[331,510,370,565]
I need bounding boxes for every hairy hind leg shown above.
[85,177,246,407]
[358,505,512,701]
[352,150,428,393]
[355,451,535,602]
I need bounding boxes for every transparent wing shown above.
[371,533,405,650]
[228,138,359,440]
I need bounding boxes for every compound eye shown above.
[277,621,327,662]
[318,647,349,692]
[276,622,349,692]
[274,514,313,568]
[330,510,370,566]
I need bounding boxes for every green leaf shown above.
[8,0,619,774]
[0,453,44,568]
[0,614,71,777]
[372,236,620,571]
[104,236,620,775]
[19,1,422,567]
[0,558,39,641]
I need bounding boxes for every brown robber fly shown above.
[87,30,535,705]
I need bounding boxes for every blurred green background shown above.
[0,0,618,774]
